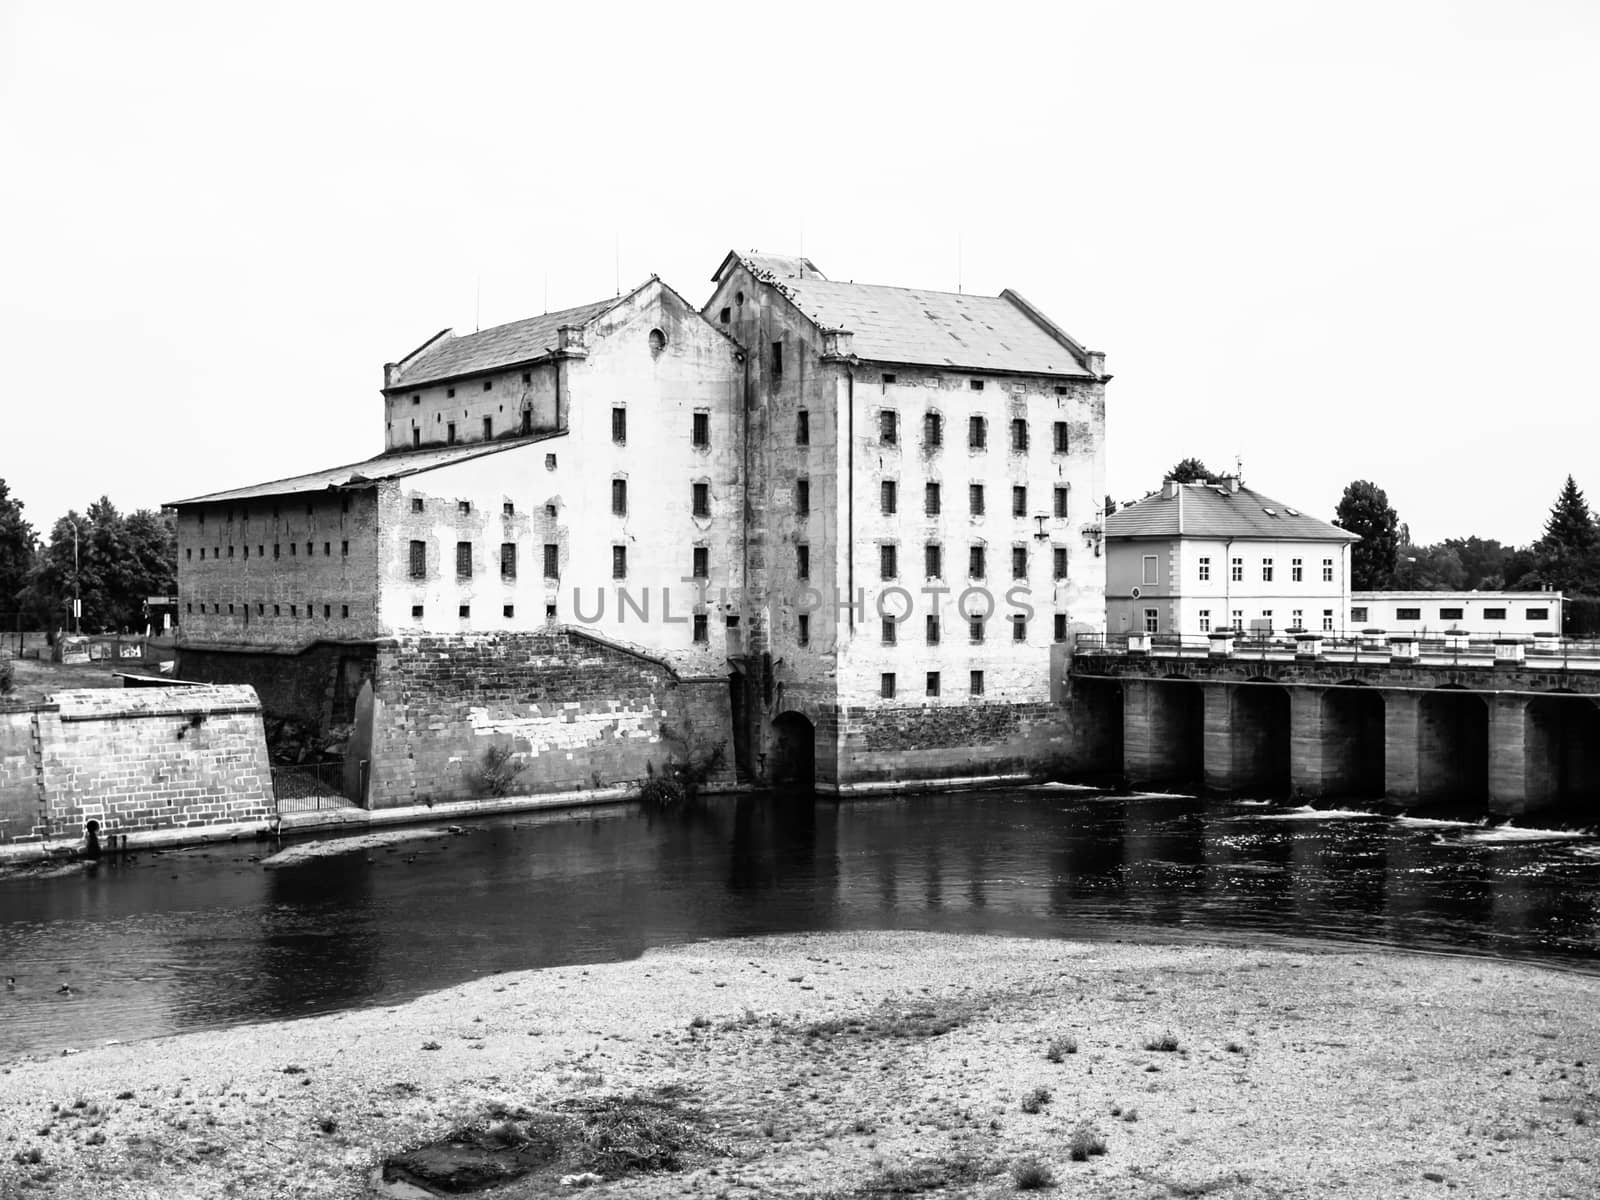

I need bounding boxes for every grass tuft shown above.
[1068,1124,1107,1161]
[1045,1036,1077,1062]
[1020,1086,1052,1115]
[1012,1156,1057,1190]
[1144,1033,1181,1052]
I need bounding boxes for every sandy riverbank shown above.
[1,932,1596,1198]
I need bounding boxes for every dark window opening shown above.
[1053,421,1069,453]
[612,545,627,579]
[926,671,940,696]
[970,670,984,695]
[692,482,711,517]
[612,479,627,515]
[501,543,517,579]
[796,478,810,516]
[693,613,708,643]
[797,409,810,445]
[797,543,810,579]
[881,480,897,514]
[797,614,810,645]
[1012,486,1027,517]
[968,415,987,449]
[504,604,515,618]
[456,541,472,577]
[543,543,559,578]
[881,672,896,698]
[612,407,627,443]
[692,411,710,447]
[693,546,709,578]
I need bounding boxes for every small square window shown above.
[969,379,984,391]
[482,380,492,392]
[883,373,897,386]
[458,500,471,515]
[881,672,896,698]
[503,501,514,516]
[459,604,471,618]
[412,497,425,513]
[503,604,515,618]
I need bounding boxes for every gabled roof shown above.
[167,432,564,507]
[385,297,621,390]
[713,250,1099,377]
[1106,482,1358,542]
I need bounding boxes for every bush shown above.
[1068,1124,1106,1161]
[1020,1086,1052,1114]
[469,744,522,798]
[1045,1036,1077,1062]
[1012,1156,1056,1190]
[1144,1033,1180,1052]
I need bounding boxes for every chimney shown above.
[383,362,399,388]
[557,324,587,352]
[1227,476,1240,494]
[1085,350,1106,376]
[1163,479,1180,500]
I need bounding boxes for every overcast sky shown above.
[2,1,1595,547]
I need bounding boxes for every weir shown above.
[1072,646,1600,817]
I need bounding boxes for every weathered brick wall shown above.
[834,700,1069,786]
[367,629,734,808]
[0,707,44,842]
[0,686,273,845]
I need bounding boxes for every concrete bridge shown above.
[1067,634,1600,817]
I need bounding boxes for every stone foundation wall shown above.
[367,629,734,809]
[834,701,1067,786]
[177,642,377,728]
[0,686,272,845]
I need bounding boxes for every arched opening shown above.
[1126,679,1204,790]
[1524,695,1600,813]
[1321,684,1385,800]
[1419,689,1488,805]
[770,712,815,790]
[1228,683,1291,797]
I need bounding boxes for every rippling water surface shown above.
[2,788,1598,1059]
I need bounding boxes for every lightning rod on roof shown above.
[614,234,620,297]
[957,231,963,295]
[475,276,481,333]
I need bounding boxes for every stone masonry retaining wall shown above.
[367,630,734,809]
[835,701,1069,786]
[0,686,273,846]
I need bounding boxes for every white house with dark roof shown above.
[1105,478,1357,639]
[704,250,1108,789]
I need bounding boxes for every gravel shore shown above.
[1,932,1596,1198]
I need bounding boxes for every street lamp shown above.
[66,519,80,635]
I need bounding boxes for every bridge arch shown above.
[1223,682,1291,797]
[1319,685,1385,800]
[1418,688,1488,805]
[1522,695,1600,812]
[1123,678,1204,791]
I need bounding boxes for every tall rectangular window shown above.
[881,480,897,514]
[1144,608,1159,633]
[924,411,942,447]
[1231,557,1243,582]
[970,670,984,696]
[970,618,985,644]
[543,543,559,578]
[1053,486,1068,518]
[925,671,940,697]
[969,545,986,579]
[881,617,897,645]
[1053,421,1069,453]
[692,482,710,517]
[1198,556,1211,582]
[925,482,941,515]
[1010,418,1028,452]
[692,411,710,447]
[692,546,709,578]
[1199,609,1212,633]
[1012,486,1027,517]
[1012,545,1027,579]
[1291,557,1303,582]
[1054,613,1068,642]
[968,415,987,449]
[879,410,898,444]
[1012,614,1027,642]
[612,545,627,579]
[797,543,810,579]
[483,416,493,440]
[926,615,940,645]
[409,540,426,578]
[693,614,708,643]
[1261,558,1274,582]
[969,484,985,516]
[880,543,898,580]
[1053,547,1068,579]
[771,341,783,377]
[611,479,627,515]
[1322,558,1334,582]
[500,543,517,579]
[797,614,810,645]
[796,409,809,445]
[1322,609,1334,631]
[925,543,942,578]
[447,422,456,444]
[797,478,810,516]
[881,672,896,699]
[456,541,472,578]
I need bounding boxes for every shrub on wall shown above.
[468,744,523,798]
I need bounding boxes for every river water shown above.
[2,787,1598,1060]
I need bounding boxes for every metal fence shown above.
[271,760,361,813]
[1074,631,1600,670]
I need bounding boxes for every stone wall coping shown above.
[51,684,263,722]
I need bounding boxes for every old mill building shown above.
[169,252,1109,801]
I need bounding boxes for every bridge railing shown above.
[1074,631,1600,671]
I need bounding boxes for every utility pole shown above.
[69,519,80,635]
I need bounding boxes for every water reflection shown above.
[2,789,1598,1059]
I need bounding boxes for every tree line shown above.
[0,480,176,636]
[1165,459,1599,634]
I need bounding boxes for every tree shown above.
[1521,476,1600,597]
[0,479,37,618]
[1392,542,1467,591]
[1333,480,1399,589]
[23,498,175,633]
[1165,457,1225,484]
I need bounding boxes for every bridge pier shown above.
[1383,692,1422,806]
[1488,694,1531,817]
[1204,682,1290,797]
